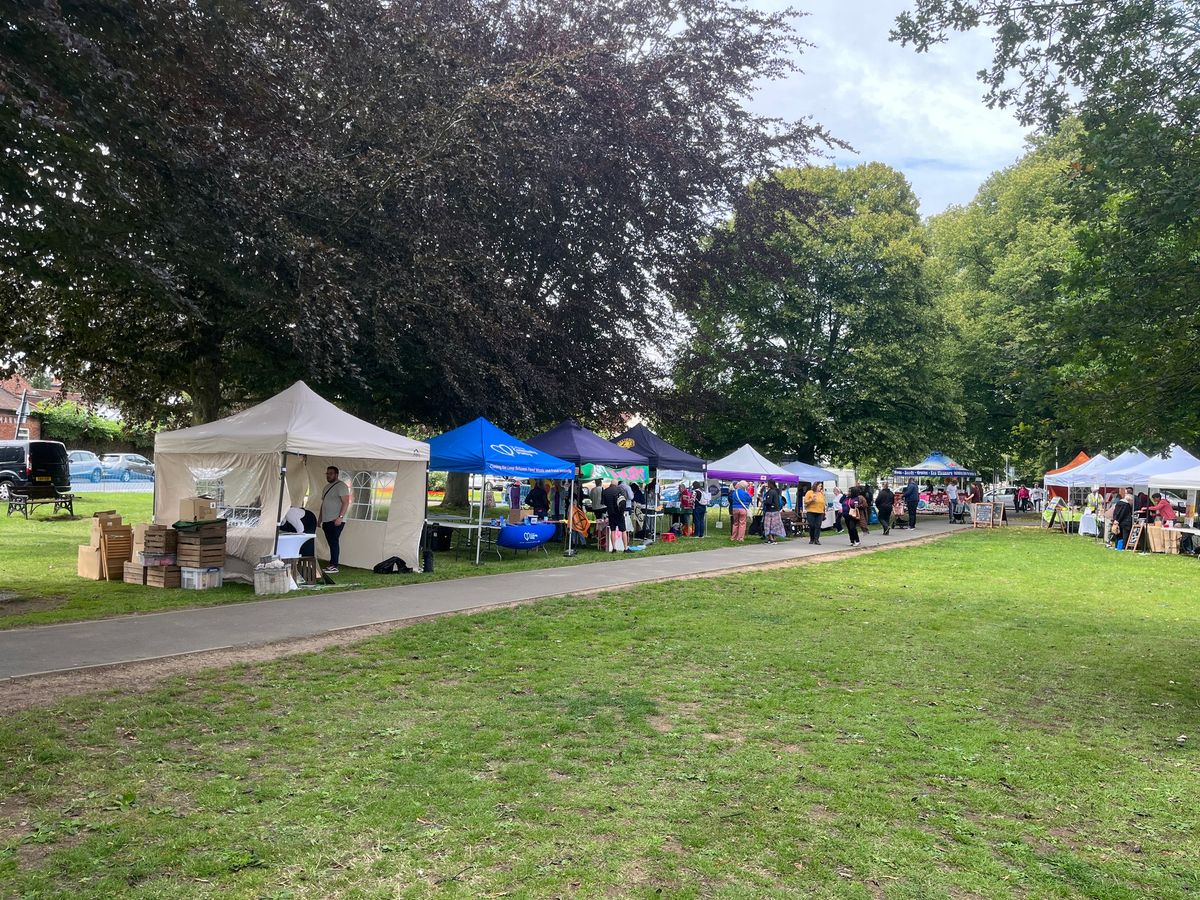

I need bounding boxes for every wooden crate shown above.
[123,561,148,585]
[143,527,178,554]
[146,565,182,588]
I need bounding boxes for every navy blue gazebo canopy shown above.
[427,417,573,479]
[610,423,705,472]
[527,418,649,467]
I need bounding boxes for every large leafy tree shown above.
[1,0,825,430]
[894,0,1200,450]
[664,163,962,469]
[925,125,1089,476]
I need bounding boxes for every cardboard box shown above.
[89,513,124,549]
[179,496,219,523]
[77,545,103,580]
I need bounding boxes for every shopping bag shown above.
[610,529,626,553]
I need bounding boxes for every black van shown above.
[0,440,72,499]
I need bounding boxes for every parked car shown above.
[0,439,72,499]
[68,449,104,483]
[982,487,1018,510]
[1158,490,1188,512]
[101,452,155,481]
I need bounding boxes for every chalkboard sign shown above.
[1125,521,1145,552]
[972,501,1001,528]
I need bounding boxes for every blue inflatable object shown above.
[496,522,557,550]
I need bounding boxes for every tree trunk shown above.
[443,471,470,509]
[190,363,223,425]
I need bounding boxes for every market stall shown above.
[427,417,574,564]
[891,452,978,481]
[708,445,801,484]
[1043,451,1090,502]
[1104,445,1199,487]
[154,381,429,581]
[527,419,650,550]
[891,453,978,516]
[610,423,706,537]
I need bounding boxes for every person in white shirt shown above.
[946,481,959,520]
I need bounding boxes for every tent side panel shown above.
[154,451,282,580]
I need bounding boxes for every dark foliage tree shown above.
[1,0,826,432]
[663,163,962,469]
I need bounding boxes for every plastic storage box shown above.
[180,566,224,590]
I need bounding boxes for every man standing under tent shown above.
[945,480,959,521]
[902,478,920,530]
[318,466,351,573]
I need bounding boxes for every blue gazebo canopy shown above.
[892,452,978,478]
[782,460,838,482]
[428,417,574,479]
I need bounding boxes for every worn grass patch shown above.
[1,529,1198,897]
[0,493,738,629]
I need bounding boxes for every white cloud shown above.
[747,0,1030,214]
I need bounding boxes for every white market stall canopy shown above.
[1105,445,1200,485]
[1044,453,1111,488]
[156,381,428,460]
[1150,458,1200,490]
[707,444,800,484]
[154,381,429,580]
[1085,449,1148,487]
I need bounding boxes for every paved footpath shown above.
[0,520,958,680]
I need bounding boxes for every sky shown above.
[747,0,1031,216]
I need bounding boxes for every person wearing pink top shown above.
[1146,493,1176,524]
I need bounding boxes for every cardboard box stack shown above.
[176,497,226,590]
[77,512,134,581]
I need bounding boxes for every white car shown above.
[1157,490,1188,512]
[982,488,1018,510]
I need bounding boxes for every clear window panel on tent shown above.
[191,466,263,528]
[347,471,395,522]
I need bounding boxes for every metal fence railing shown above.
[71,481,155,493]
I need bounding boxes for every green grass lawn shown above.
[0,494,743,629]
[2,529,1198,897]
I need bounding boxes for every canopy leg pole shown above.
[652,468,659,542]
[272,452,288,556]
[476,476,484,566]
[420,468,431,572]
[565,478,576,557]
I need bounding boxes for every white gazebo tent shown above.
[154,382,429,581]
[1106,445,1200,486]
[1148,452,1200,524]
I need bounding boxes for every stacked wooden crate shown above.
[124,524,183,588]
[176,520,227,567]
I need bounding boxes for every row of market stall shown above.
[149,382,856,581]
[1043,446,1200,496]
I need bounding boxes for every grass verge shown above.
[1,528,1198,897]
[0,493,747,629]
